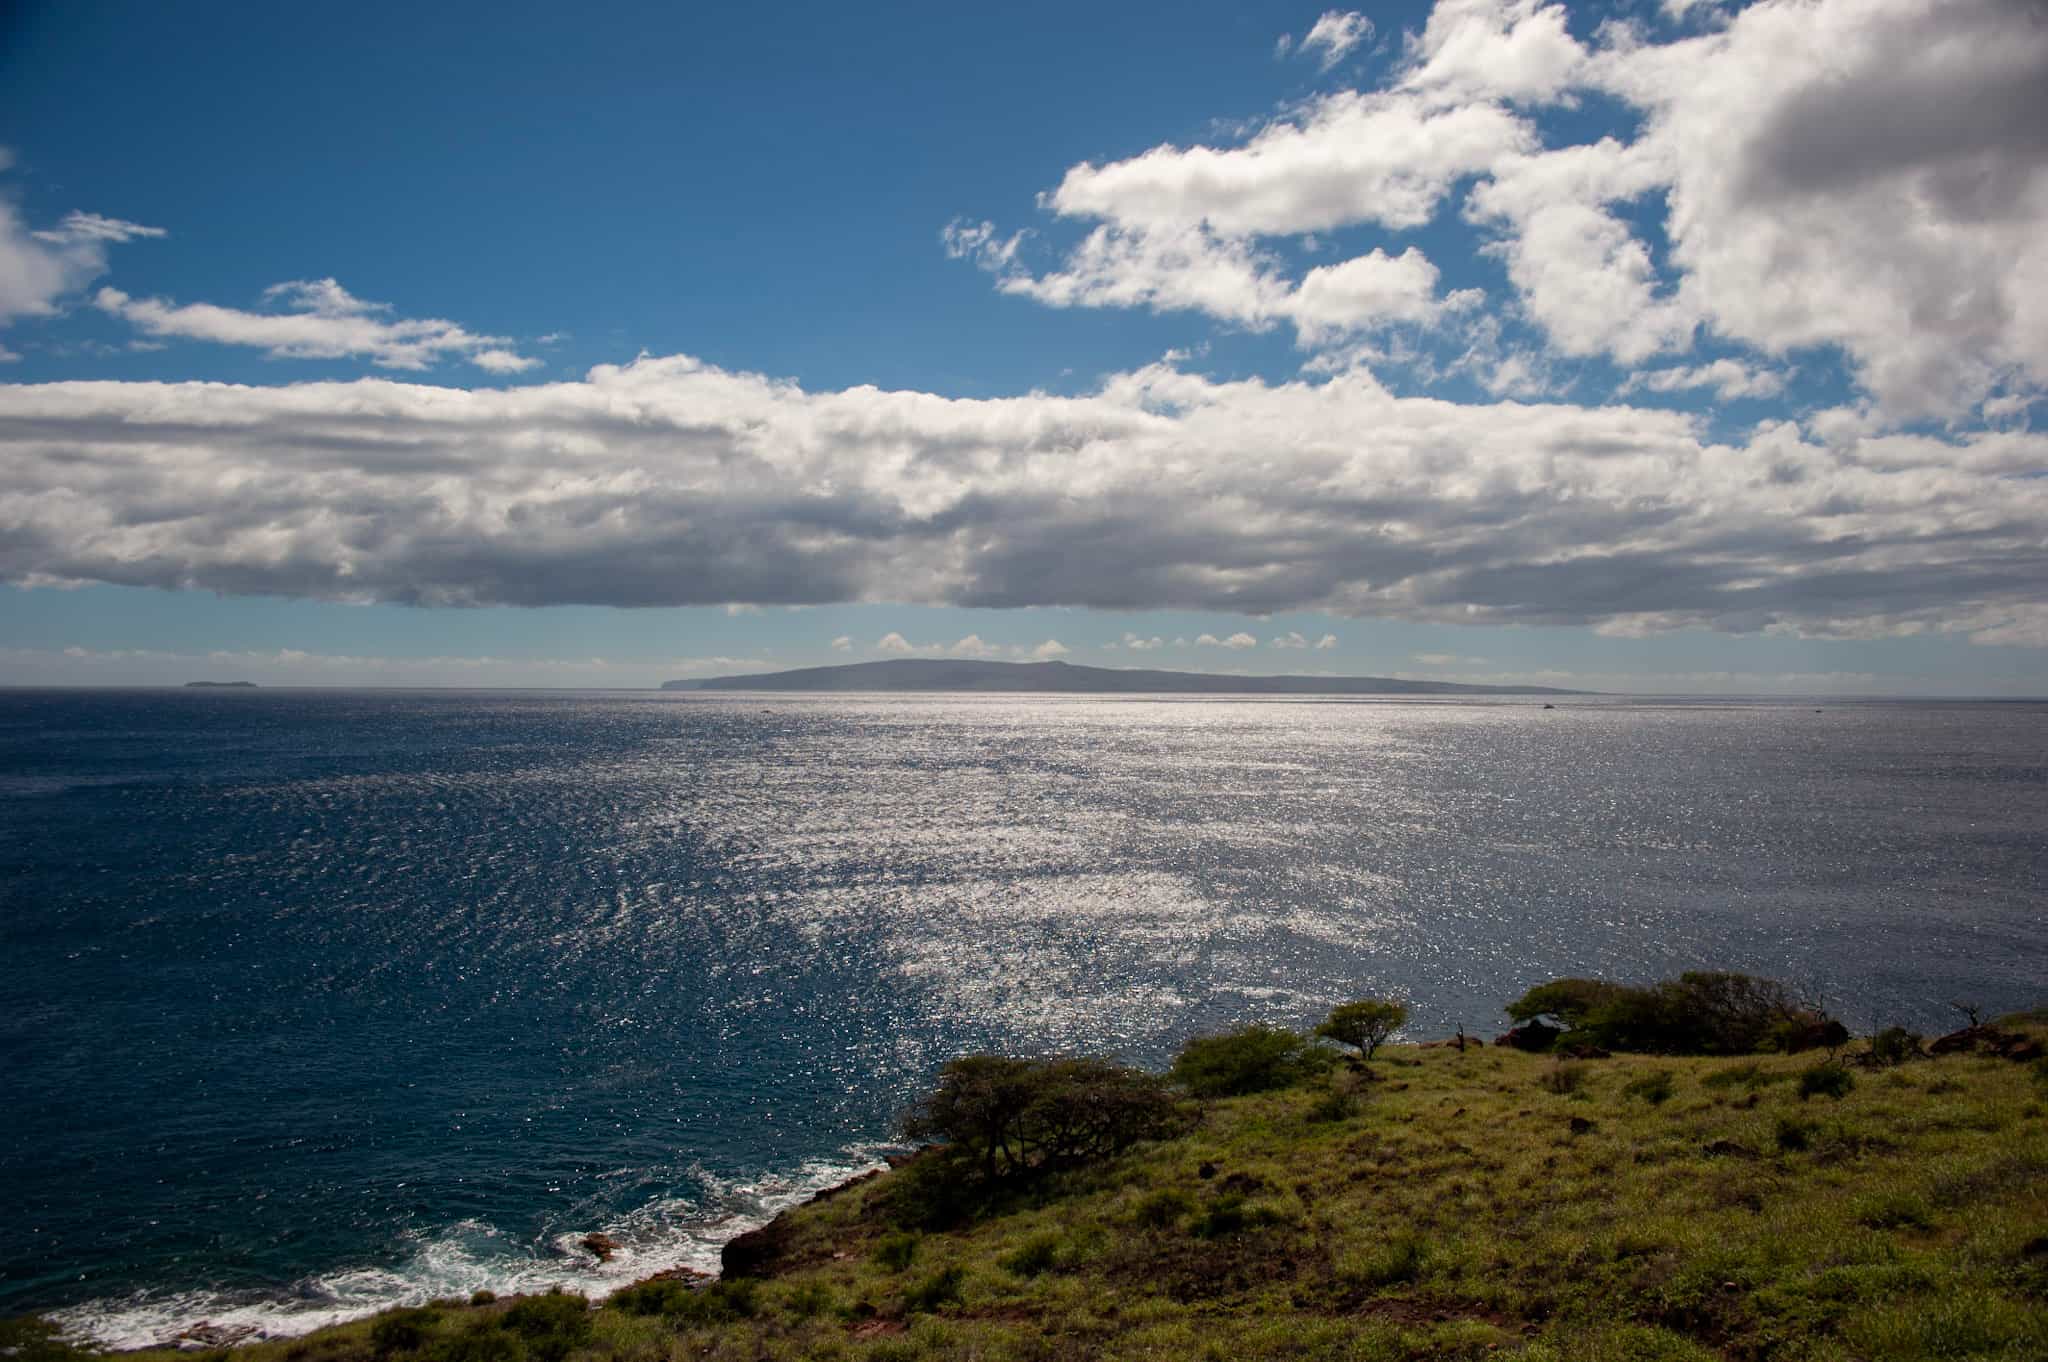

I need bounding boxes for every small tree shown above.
[1317,998,1409,1061]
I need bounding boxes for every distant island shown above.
[661,658,1583,695]
[183,681,258,688]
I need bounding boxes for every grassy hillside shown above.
[33,1020,2047,1362]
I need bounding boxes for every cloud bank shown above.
[3,353,2044,645]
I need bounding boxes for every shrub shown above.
[1188,1194,1250,1239]
[903,1054,1187,1187]
[1000,1233,1062,1277]
[901,1264,965,1314]
[467,1292,496,1307]
[1133,1187,1195,1228]
[1344,1234,1430,1288]
[1507,978,1630,1029]
[501,1292,590,1362]
[424,1324,524,1362]
[1541,1060,1589,1095]
[1775,1116,1814,1151]
[1315,998,1408,1060]
[1623,1070,1676,1105]
[370,1308,442,1357]
[1869,1027,1924,1065]
[876,1231,920,1271]
[1510,971,1824,1056]
[1306,1072,1363,1122]
[1799,1064,1856,1101]
[1171,1024,1321,1097]
[784,1282,835,1319]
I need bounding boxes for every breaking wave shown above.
[48,1153,887,1352]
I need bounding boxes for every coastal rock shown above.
[1497,1022,1562,1052]
[721,1215,797,1278]
[1929,1024,2040,1059]
[176,1323,258,1349]
[581,1232,621,1262]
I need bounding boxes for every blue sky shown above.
[2,0,2045,693]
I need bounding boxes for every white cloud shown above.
[1398,0,1589,108]
[1315,634,1338,649]
[1295,12,1374,71]
[949,634,1002,657]
[1196,631,1261,649]
[3,353,2047,644]
[830,635,853,651]
[1622,359,1787,401]
[0,198,164,330]
[1027,639,1070,659]
[1122,632,1165,651]
[875,631,916,654]
[1271,631,1311,648]
[31,211,168,246]
[93,278,537,373]
[955,0,2048,422]
[1046,91,1531,237]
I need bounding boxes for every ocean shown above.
[2,688,2043,1346]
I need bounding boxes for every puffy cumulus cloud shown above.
[983,223,1479,347]
[1271,631,1311,648]
[3,354,2047,643]
[0,198,164,329]
[94,277,539,373]
[1600,0,2048,419]
[957,0,2048,422]
[830,635,854,651]
[1046,92,1531,237]
[1122,632,1165,650]
[1198,632,1262,649]
[1397,0,1588,108]
[1315,633,1338,649]
[861,629,1067,660]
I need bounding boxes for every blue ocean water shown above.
[2,688,2043,1345]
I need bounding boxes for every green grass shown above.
[33,1037,2048,1362]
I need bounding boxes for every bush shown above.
[1315,998,1408,1060]
[1541,1060,1589,1095]
[903,1054,1187,1187]
[1869,1027,1924,1065]
[901,1265,965,1314]
[1509,971,1825,1056]
[1188,1194,1250,1239]
[1623,1070,1676,1105]
[1799,1064,1856,1101]
[1775,1116,1814,1151]
[1507,978,1630,1029]
[371,1308,442,1357]
[501,1292,589,1362]
[876,1231,919,1271]
[424,1324,524,1362]
[1133,1186,1195,1228]
[1171,1025,1321,1097]
[1000,1233,1062,1277]
[1344,1234,1430,1288]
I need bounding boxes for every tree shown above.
[901,1054,1185,1185]
[1316,998,1409,1061]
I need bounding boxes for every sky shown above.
[1,0,2045,695]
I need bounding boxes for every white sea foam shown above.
[48,1152,890,1352]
